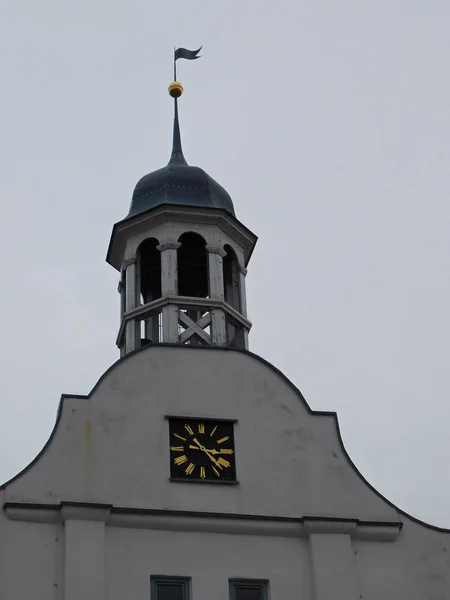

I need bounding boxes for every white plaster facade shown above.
[1,345,450,599]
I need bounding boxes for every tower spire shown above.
[167,46,202,165]
[168,97,187,165]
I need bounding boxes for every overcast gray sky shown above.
[1,1,449,526]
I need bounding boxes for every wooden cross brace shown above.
[178,311,212,344]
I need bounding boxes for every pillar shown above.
[157,242,181,343]
[305,520,359,600]
[239,265,249,348]
[124,257,139,353]
[61,505,111,600]
[206,245,227,345]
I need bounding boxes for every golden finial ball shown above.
[168,81,183,98]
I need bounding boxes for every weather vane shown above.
[168,46,202,99]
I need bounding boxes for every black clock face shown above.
[168,418,236,482]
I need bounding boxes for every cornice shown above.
[107,204,258,271]
[3,502,402,542]
[157,242,181,252]
[205,245,227,257]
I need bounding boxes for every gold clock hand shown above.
[192,438,223,468]
[203,447,223,468]
[189,444,221,455]
[190,442,232,456]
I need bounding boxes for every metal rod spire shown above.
[173,46,177,81]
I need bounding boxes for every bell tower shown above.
[106,79,257,356]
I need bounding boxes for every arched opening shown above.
[177,232,209,345]
[139,238,161,303]
[138,237,161,344]
[177,232,208,298]
[223,244,245,349]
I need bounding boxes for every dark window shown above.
[177,232,208,298]
[138,237,161,303]
[230,580,269,600]
[151,577,190,600]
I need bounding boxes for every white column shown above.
[305,521,359,600]
[124,257,139,353]
[61,505,110,600]
[206,245,227,346]
[157,242,181,343]
[206,245,226,300]
[239,264,248,318]
[118,277,125,318]
[239,265,249,349]
[118,277,125,357]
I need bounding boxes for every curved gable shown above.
[2,345,442,531]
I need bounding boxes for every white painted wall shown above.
[106,529,312,600]
[1,345,450,599]
[0,513,62,599]
[3,347,397,519]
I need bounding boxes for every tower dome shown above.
[127,100,235,219]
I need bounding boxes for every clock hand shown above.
[192,438,224,468]
[189,443,232,456]
[189,444,219,454]
[203,447,223,469]
[189,445,233,456]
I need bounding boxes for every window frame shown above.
[229,579,269,600]
[150,576,191,600]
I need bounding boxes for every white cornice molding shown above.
[108,206,257,271]
[157,242,181,252]
[122,257,136,268]
[303,518,401,542]
[205,245,227,257]
[61,504,111,523]
[4,503,402,542]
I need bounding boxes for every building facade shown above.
[1,86,450,600]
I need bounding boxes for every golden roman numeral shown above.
[217,436,229,445]
[185,463,195,475]
[212,466,221,477]
[220,448,233,455]
[184,424,194,435]
[198,423,205,433]
[170,446,184,452]
[174,433,186,441]
[210,425,218,437]
[217,457,231,468]
[174,455,188,465]
[200,467,206,479]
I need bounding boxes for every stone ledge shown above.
[4,502,402,542]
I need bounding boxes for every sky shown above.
[1,1,450,527]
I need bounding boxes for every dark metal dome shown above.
[129,164,235,218]
[127,100,235,219]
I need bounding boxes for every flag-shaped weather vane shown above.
[168,46,202,98]
[167,47,202,165]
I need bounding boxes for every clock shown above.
[168,417,236,482]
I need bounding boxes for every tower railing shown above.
[117,295,251,354]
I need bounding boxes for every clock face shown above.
[168,418,236,482]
